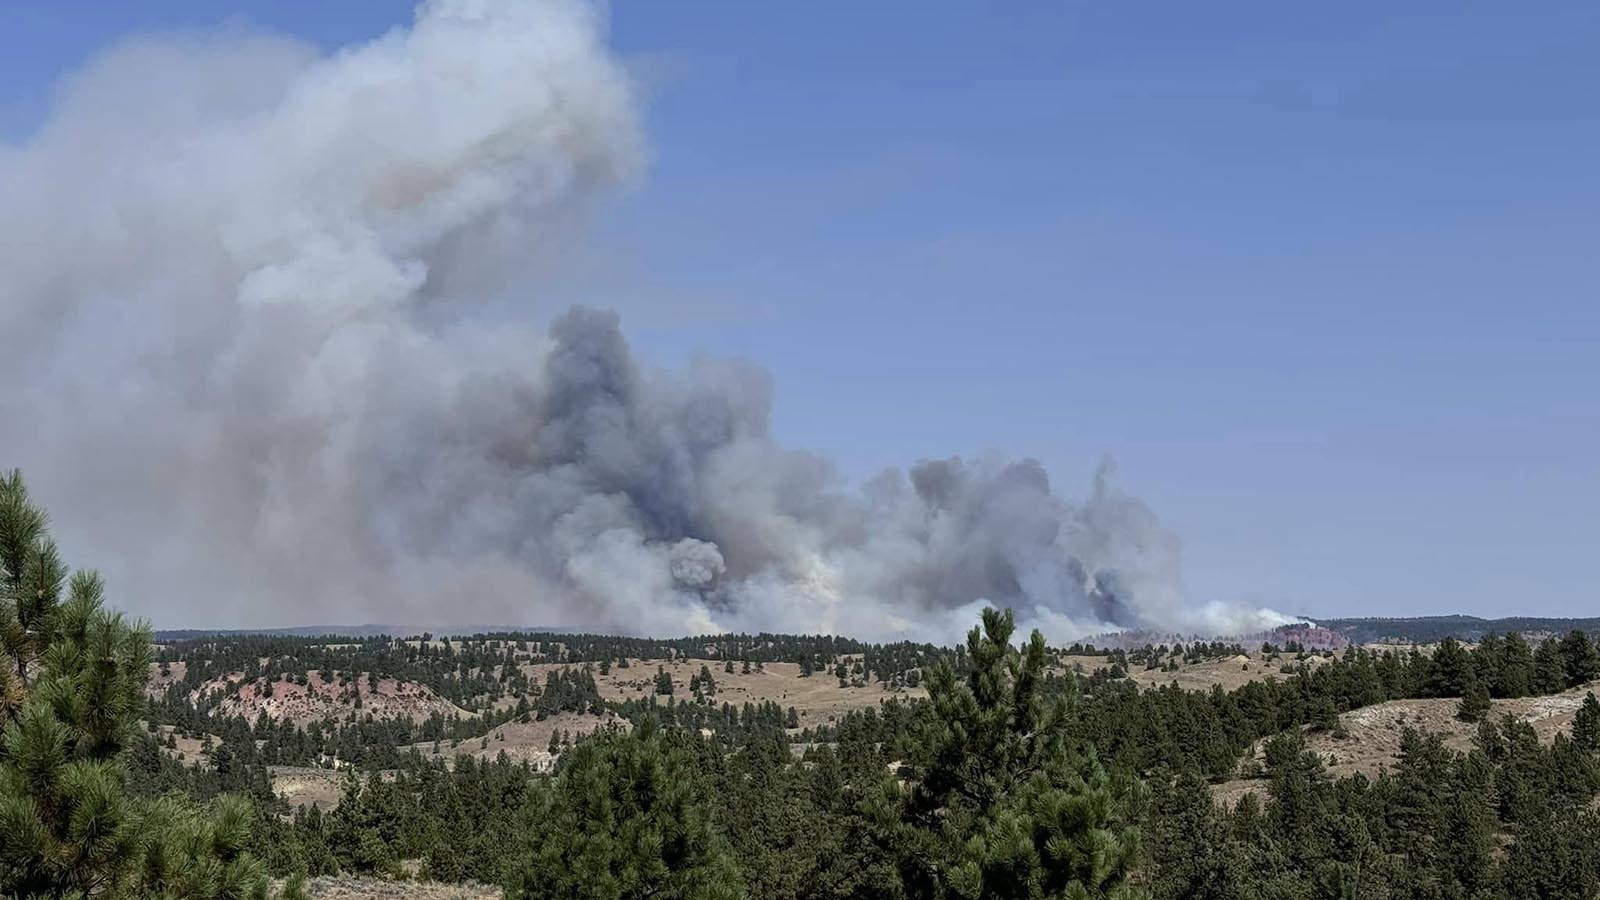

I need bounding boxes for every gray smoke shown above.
[0,0,1294,641]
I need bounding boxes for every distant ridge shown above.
[1317,614,1600,645]
[152,613,1600,647]
[153,623,567,641]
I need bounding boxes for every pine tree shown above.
[1572,692,1600,753]
[1496,632,1534,698]
[869,607,1143,900]
[1558,630,1600,688]
[1429,637,1471,696]
[0,469,277,898]
[506,722,742,900]
[1533,640,1567,695]
[1456,667,1491,722]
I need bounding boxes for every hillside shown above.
[1214,679,1600,805]
[153,667,476,726]
[129,620,1600,900]
[1320,614,1600,645]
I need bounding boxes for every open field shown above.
[1056,650,1339,693]
[520,656,926,727]
[269,765,347,811]
[400,710,629,770]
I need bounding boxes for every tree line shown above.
[7,468,1600,899]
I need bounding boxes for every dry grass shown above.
[136,722,221,767]
[270,765,347,811]
[1212,680,1600,806]
[146,660,188,694]
[177,671,474,726]
[400,710,629,771]
[296,875,499,899]
[521,657,926,728]
[1053,651,1337,694]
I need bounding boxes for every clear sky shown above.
[4,1,1596,621]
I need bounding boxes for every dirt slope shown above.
[193,672,475,726]
[1213,681,1599,805]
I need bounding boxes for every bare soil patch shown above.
[521,657,926,728]
[401,710,627,771]
[270,765,347,811]
[297,875,499,899]
[1213,680,1600,806]
[187,672,474,726]
[145,660,188,696]
[1054,652,1336,694]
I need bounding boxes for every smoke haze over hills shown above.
[0,0,1295,642]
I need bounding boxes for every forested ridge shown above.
[7,469,1600,899]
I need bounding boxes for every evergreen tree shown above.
[1572,692,1600,753]
[1144,772,1245,900]
[0,470,277,898]
[1558,630,1600,688]
[870,607,1143,900]
[506,722,742,900]
[1429,637,1470,696]
[1533,640,1567,695]
[1456,667,1491,722]
[1475,632,1506,697]
[1496,632,1534,698]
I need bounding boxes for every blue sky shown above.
[4,1,1597,620]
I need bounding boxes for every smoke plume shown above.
[0,0,1292,641]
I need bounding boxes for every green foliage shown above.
[1456,667,1491,722]
[1573,692,1600,753]
[0,470,276,899]
[1559,629,1600,687]
[870,608,1143,900]
[505,721,743,900]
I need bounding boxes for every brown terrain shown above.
[260,656,921,807]
[295,876,499,900]
[149,666,474,726]
[1056,651,1336,693]
[269,766,348,811]
[1212,679,1600,806]
[173,642,1580,823]
[401,710,630,771]
[520,656,926,725]
[401,657,924,776]
[1127,653,1336,692]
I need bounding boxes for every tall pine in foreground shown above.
[505,720,743,900]
[871,607,1145,900]
[0,469,275,898]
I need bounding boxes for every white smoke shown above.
[0,0,1288,642]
